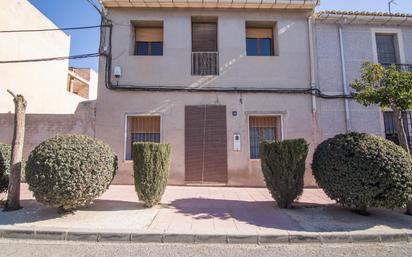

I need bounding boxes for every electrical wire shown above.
[85,0,105,17]
[0,25,109,33]
[0,53,101,64]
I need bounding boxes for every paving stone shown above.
[319,233,351,244]
[98,232,131,242]
[289,233,321,244]
[195,234,227,244]
[131,233,163,243]
[1,229,35,239]
[350,233,381,243]
[227,234,258,244]
[163,233,195,243]
[259,234,290,244]
[35,230,66,241]
[66,231,98,242]
[379,232,408,243]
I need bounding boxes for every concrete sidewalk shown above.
[0,184,412,244]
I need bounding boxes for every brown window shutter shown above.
[192,23,217,52]
[136,27,163,42]
[246,28,273,39]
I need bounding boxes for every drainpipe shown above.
[308,16,317,114]
[338,23,351,132]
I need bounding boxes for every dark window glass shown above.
[135,42,163,56]
[136,42,149,56]
[376,34,397,65]
[246,38,258,56]
[259,38,272,56]
[246,38,272,56]
[151,42,163,56]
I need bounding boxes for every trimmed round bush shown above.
[312,132,412,213]
[0,143,11,193]
[261,139,309,209]
[133,142,171,207]
[26,134,118,210]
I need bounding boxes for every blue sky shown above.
[28,0,412,72]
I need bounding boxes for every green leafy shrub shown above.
[25,134,118,210]
[312,132,412,214]
[0,143,11,193]
[133,142,171,207]
[261,139,309,209]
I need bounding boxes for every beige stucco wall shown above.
[96,90,317,187]
[96,8,318,187]
[107,8,312,89]
[0,0,85,114]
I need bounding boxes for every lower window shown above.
[383,111,412,148]
[126,116,161,160]
[249,116,281,159]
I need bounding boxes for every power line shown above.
[0,53,101,64]
[0,24,109,33]
[85,0,104,17]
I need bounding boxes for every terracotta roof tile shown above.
[317,10,412,18]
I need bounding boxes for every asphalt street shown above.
[0,239,411,257]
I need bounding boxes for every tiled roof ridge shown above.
[317,10,412,18]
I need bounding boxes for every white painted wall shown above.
[0,0,85,114]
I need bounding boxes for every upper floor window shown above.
[134,22,163,56]
[376,34,398,65]
[246,21,277,56]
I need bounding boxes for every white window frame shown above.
[123,113,163,162]
[371,28,405,64]
[246,113,284,161]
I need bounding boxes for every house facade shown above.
[96,0,412,186]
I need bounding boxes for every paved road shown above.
[0,239,411,257]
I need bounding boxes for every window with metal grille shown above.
[134,25,163,56]
[376,34,398,65]
[383,111,412,149]
[249,116,280,159]
[126,116,161,160]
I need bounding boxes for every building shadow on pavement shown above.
[0,199,145,225]
[170,198,412,232]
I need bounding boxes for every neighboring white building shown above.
[0,0,97,158]
[0,0,97,114]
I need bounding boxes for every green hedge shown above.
[312,132,412,213]
[0,143,11,193]
[261,139,309,209]
[25,134,118,210]
[132,142,171,207]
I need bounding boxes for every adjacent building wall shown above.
[0,0,85,114]
[314,21,412,141]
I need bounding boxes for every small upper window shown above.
[135,25,163,56]
[246,22,277,56]
[376,34,398,65]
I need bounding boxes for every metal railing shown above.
[381,63,412,72]
[192,52,219,76]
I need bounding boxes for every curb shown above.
[0,228,410,245]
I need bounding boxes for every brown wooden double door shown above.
[185,105,228,184]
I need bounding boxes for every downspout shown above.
[338,23,352,132]
[308,16,317,114]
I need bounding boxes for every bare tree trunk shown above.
[4,90,27,212]
[393,108,410,154]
